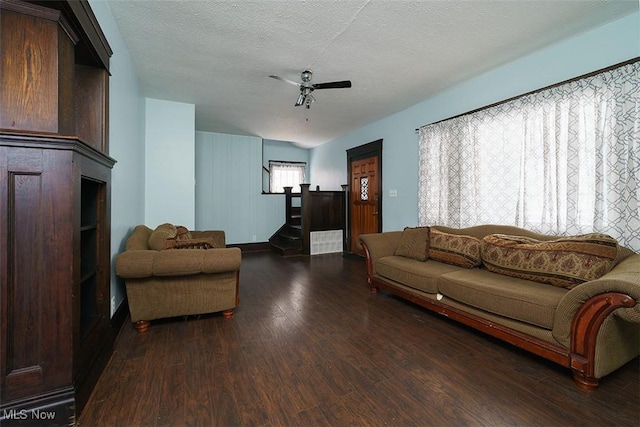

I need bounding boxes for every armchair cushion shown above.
[116,247,241,278]
[153,247,241,276]
[148,223,178,250]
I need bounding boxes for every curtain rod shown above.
[414,57,639,133]
[268,160,306,164]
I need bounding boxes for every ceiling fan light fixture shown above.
[305,94,316,109]
[271,69,351,108]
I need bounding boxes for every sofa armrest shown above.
[115,250,156,278]
[116,247,241,279]
[549,253,639,388]
[190,230,226,247]
[553,253,640,347]
[359,231,402,279]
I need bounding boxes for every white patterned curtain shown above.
[418,61,640,251]
[269,161,306,193]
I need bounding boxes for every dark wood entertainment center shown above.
[1,0,116,424]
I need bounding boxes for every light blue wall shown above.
[144,98,196,229]
[89,0,144,315]
[310,12,640,233]
[195,132,285,244]
[263,139,310,165]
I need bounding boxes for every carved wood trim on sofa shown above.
[569,292,636,389]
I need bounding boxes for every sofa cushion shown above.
[481,233,618,289]
[439,269,567,329]
[394,226,430,261]
[148,223,178,250]
[376,256,464,294]
[429,229,482,268]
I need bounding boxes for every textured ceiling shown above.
[106,0,637,148]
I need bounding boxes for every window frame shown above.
[267,160,307,194]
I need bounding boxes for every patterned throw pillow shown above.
[429,229,482,268]
[175,225,193,241]
[481,233,619,289]
[173,238,217,249]
[394,226,430,261]
[148,223,178,250]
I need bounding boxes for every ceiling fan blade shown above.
[269,75,301,87]
[312,80,352,89]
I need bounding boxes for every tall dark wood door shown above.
[349,155,380,255]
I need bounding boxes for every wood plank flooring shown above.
[78,251,639,426]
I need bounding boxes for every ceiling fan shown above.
[269,70,352,109]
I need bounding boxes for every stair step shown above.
[269,219,304,257]
[269,241,303,257]
[270,234,302,247]
[280,232,301,241]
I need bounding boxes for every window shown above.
[418,61,639,251]
[269,161,306,193]
[360,177,369,201]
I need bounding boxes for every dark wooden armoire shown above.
[0,0,116,424]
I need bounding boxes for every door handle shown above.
[373,212,379,215]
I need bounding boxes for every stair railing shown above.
[282,184,346,255]
[283,186,300,226]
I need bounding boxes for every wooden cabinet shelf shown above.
[0,0,115,424]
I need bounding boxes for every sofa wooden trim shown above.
[569,292,636,389]
[362,241,637,391]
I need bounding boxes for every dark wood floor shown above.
[79,251,639,427]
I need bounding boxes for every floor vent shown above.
[310,230,343,255]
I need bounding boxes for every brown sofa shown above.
[359,224,640,390]
[115,224,241,332]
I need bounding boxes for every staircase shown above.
[269,184,347,257]
[269,223,303,256]
[269,187,304,256]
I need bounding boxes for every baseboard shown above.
[342,251,365,260]
[111,297,129,333]
[75,298,129,416]
[227,242,270,252]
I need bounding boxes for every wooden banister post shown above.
[300,184,311,254]
[341,184,348,252]
[283,186,293,224]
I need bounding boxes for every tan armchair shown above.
[115,224,241,332]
